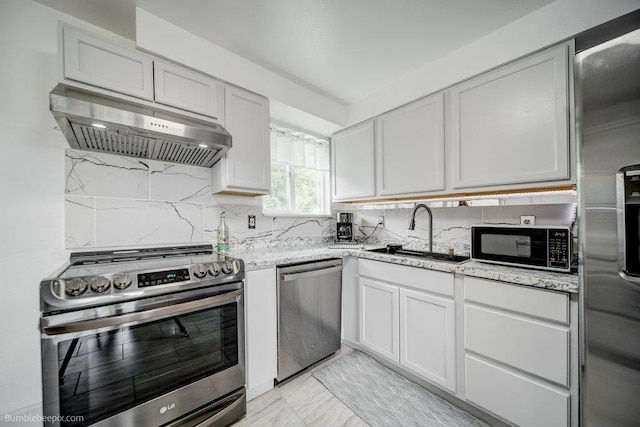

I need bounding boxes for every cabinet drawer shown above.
[465,305,569,386]
[359,259,454,297]
[62,26,154,100]
[466,355,570,427]
[464,276,568,323]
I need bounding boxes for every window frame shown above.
[262,125,331,217]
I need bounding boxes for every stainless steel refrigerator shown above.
[575,20,640,426]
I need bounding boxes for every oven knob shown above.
[208,263,221,276]
[193,264,208,279]
[66,278,88,296]
[90,276,111,293]
[221,261,234,275]
[113,273,132,290]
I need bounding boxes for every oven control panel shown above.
[50,260,244,302]
[138,268,190,288]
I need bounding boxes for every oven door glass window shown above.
[56,303,238,425]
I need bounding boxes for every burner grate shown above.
[70,244,214,265]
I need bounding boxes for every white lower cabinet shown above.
[359,277,399,362]
[400,288,455,391]
[463,276,574,426]
[358,259,456,391]
[465,355,570,427]
[244,268,277,400]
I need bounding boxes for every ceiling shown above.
[35,0,556,106]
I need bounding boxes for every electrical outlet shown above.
[378,214,385,228]
[520,215,536,225]
[248,215,256,229]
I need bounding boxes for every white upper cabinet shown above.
[62,26,154,100]
[331,120,376,201]
[212,86,271,195]
[153,60,223,120]
[60,24,224,121]
[451,44,570,189]
[376,93,445,196]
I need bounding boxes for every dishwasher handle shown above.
[281,265,343,282]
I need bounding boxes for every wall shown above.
[135,1,640,131]
[0,0,68,419]
[135,8,346,137]
[349,203,576,255]
[348,0,640,125]
[65,149,334,250]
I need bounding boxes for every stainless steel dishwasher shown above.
[276,258,343,382]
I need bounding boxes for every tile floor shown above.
[233,346,369,426]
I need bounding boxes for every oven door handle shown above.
[43,288,242,336]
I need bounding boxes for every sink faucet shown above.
[408,203,433,253]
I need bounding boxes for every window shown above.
[263,125,330,216]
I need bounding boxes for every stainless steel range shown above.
[39,244,246,427]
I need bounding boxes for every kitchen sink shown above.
[366,246,470,264]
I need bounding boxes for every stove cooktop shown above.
[41,244,244,314]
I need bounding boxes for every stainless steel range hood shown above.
[50,84,232,167]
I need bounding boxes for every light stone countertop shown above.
[226,245,578,294]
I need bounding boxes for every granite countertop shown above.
[226,245,578,294]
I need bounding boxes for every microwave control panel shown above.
[548,228,570,269]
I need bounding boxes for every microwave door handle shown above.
[43,288,242,336]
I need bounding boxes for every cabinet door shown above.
[245,268,277,399]
[153,60,223,119]
[359,278,399,362]
[400,288,456,392]
[377,94,445,196]
[451,44,570,189]
[212,86,270,194]
[62,26,154,100]
[332,121,375,201]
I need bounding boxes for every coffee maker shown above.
[336,213,354,242]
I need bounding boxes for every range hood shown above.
[50,84,232,167]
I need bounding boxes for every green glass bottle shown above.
[217,213,229,252]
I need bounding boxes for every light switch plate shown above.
[520,215,536,225]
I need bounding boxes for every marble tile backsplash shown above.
[64,149,575,253]
[352,203,575,256]
[64,149,334,249]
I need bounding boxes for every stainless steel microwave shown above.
[471,225,572,272]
